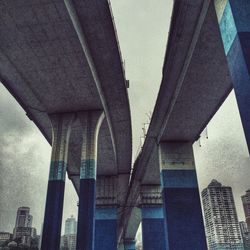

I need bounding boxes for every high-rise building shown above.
[13,207,37,247]
[239,221,250,250]
[241,189,250,231]
[201,180,244,250]
[61,216,77,250]
[15,207,33,228]
[65,234,77,250]
[65,215,77,235]
[0,232,12,246]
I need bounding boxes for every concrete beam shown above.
[63,0,117,165]
[157,0,211,143]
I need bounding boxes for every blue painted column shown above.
[140,185,168,250]
[124,239,136,250]
[41,113,75,250]
[214,0,250,153]
[94,176,117,250]
[95,208,117,250]
[76,111,104,250]
[159,142,207,250]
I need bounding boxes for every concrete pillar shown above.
[214,0,250,152]
[124,239,136,250]
[76,111,104,250]
[95,176,118,250]
[159,142,207,250]
[140,185,168,250]
[41,113,75,250]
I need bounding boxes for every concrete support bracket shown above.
[78,111,105,180]
[159,142,198,189]
[140,185,162,207]
[49,113,75,181]
[140,186,168,250]
[96,176,118,207]
[95,176,118,250]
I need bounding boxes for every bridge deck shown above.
[120,0,233,242]
[0,0,132,236]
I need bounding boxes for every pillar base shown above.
[141,206,168,250]
[163,186,207,249]
[76,179,96,250]
[41,180,65,250]
[159,142,207,250]
[95,208,117,250]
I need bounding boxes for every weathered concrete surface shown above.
[0,0,132,238]
[120,0,233,242]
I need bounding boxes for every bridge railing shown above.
[107,0,128,89]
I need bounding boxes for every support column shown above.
[214,0,250,152]
[41,113,75,250]
[159,142,207,250]
[95,176,118,250]
[76,111,104,250]
[140,185,168,250]
[124,239,136,250]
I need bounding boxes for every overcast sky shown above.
[0,0,250,238]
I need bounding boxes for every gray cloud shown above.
[0,86,32,136]
[0,84,78,234]
[0,85,47,232]
[110,0,173,159]
[194,92,250,221]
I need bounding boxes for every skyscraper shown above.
[241,189,250,231]
[65,215,77,235]
[13,207,36,247]
[60,215,77,250]
[15,207,33,228]
[202,180,243,250]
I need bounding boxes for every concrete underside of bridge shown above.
[120,0,233,243]
[0,0,132,245]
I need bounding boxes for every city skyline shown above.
[0,206,38,248]
[1,179,249,236]
[0,0,250,242]
[0,204,77,236]
[0,209,79,249]
[1,209,77,238]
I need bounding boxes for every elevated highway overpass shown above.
[120,0,250,249]
[1,0,250,249]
